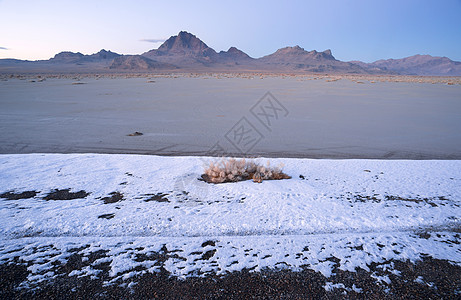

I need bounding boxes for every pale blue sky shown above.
[0,0,460,62]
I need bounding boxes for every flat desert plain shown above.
[1,74,460,159]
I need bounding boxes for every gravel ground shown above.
[1,256,460,299]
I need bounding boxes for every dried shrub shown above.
[201,158,291,184]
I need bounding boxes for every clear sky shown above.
[1,0,460,62]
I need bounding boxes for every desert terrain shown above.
[1,73,460,159]
[1,71,460,299]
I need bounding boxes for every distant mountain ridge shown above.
[155,31,211,55]
[218,47,253,61]
[351,54,461,76]
[109,55,176,70]
[259,46,335,62]
[1,31,460,75]
[51,49,120,63]
[257,46,369,73]
[142,31,252,67]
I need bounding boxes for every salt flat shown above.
[1,75,460,159]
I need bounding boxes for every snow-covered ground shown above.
[0,154,460,290]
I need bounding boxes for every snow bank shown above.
[0,154,459,286]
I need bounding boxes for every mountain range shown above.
[1,31,460,75]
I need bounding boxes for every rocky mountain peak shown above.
[89,49,120,59]
[275,46,306,54]
[51,51,84,60]
[218,47,252,60]
[227,47,242,54]
[157,31,210,54]
[261,46,335,62]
